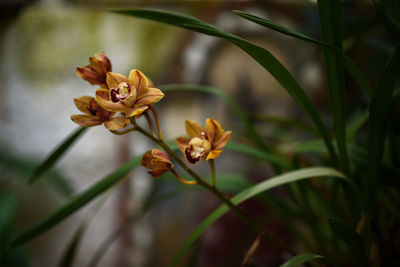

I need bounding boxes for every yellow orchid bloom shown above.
[70,96,130,130]
[141,148,174,177]
[176,118,232,164]
[76,52,112,86]
[95,70,164,117]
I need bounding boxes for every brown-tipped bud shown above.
[76,52,112,85]
[141,149,174,177]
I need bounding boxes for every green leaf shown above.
[58,195,109,267]
[170,167,347,266]
[234,10,372,98]
[114,8,338,168]
[30,127,88,184]
[373,0,400,40]
[367,44,400,209]
[280,253,325,267]
[225,141,290,169]
[8,154,142,249]
[317,0,349,174]
[329,218,366,265]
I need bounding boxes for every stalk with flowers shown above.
[6,3,400,267]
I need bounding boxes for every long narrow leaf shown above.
[8,154,142,249]
[30,127,88,184]
[373,0,400,39]
[317,0,349,174]
[114,8,338,167]
[367,44,400,209]
[280,253,325,267]
[170,167,347,266]
[233,10,373,97]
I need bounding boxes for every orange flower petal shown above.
[214,130,232,150]
[96,89,127,112]
[106,72,128,89]
[135,88,164,106]
[152,149,173,166]
[176,137,189,153]
[73,96,94,115]
[76,67,102,85]
[185,120,203,138]
[125,105,148,117]
[128,69,149,97]
[206,150,222,160]
[71,115,102,127]
[148,169,168,177]
[140,151,153,168]
[104,117,130,130]
[205,118,224,142]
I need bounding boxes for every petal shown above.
[73,96,94,115]
[152,149,173,166]
[149,169,168,177]
[71,115,102,127]
[205,118,224,143]
[185,120,203,138]
[126,105,148,117]
[214,130,232,150]
[96,89,127,112]
[128,69,149,97]
[104,117,131,130]
[135,88,164,106]
[206,150,222,160]
[140,151,153,168]
[76,67,102,85]
[106,72,128,89]
[176,137,189,153]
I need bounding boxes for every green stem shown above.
[131,119,296,255]
[209,159,216,187]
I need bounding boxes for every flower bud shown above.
[141,149,174,177]
[76,52,112,85]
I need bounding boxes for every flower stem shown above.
[132,121,296,255]
[170,169,197,185]
[144,111,156,137]
[149,105,163,140]
[209,159,216,187]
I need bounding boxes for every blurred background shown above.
[0,0,395,266]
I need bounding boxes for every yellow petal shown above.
[185,120,203,138]
[106,72,128,89]
[126,105,148,117]
[104,117,130,130]
[71,115,102,127]
[214,130,232,150]
[206,150,222,160]
[73,96,94,115]
[128,69,149,97]
[95,89,127,112]
[135,88,164,106]
[205,118,223,142]
[176,137,189,153]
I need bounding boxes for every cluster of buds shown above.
[72,53,231,185]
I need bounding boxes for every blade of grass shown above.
[58,194,109,267]
[280,253,326,267]
[29,127,88,184]
[225,141,290,169]
[373,0,400,39]
[170,167,348,266]
[249,113,319,137]
[233,10,373,97]
[317,0,349,174]
[367,44,400,210]
[115,9,338,168]
[7,154,142,249]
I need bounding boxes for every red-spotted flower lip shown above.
[110,82,133,103]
